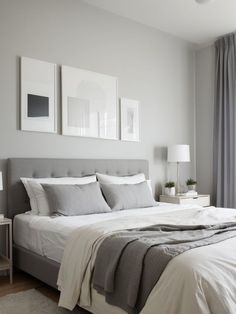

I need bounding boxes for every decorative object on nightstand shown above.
[184,190,198,197]
[186,178,197,191]
[167,144,190,194]
[0,218,13,283]
[159,194,210,207]
[164,181,175,196]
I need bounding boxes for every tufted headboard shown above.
[7,158,149,218]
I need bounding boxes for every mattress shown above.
[13,203,200,263]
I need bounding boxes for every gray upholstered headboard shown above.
[7,158,149,218]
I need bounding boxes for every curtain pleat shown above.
[214,34,236,208]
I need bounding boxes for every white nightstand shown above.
[0,218,13,283]
[159,194,210,207]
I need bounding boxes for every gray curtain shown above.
[214,33,236,208]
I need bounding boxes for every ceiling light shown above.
[195,0,215,4]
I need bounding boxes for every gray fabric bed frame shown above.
[7,158,149,290]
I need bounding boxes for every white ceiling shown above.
[82,0,236,44]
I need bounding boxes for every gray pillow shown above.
[42,182,111,216]
[101,181,156,211]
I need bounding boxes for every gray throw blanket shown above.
[93,222,236,314]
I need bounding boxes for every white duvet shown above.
[57,205,236,314]
[14,204,236,314]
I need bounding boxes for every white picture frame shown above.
[61,65,118,140]
[120,98,140,142]
[20,57,57,133]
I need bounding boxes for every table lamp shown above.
[0,172,3,219]
[167,145,190,194]
[0,172,3,191]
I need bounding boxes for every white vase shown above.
[165,187,175,196]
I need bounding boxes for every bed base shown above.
[13,244,60,289]
[14,244,91,313]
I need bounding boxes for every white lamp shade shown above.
[167,145,190,162]
[0,172,3,191]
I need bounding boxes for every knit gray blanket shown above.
[93,222,236,314]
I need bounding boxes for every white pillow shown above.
[96,173,152,193]
[21,176,97,216]
[21,178,38,215]
[96,173,145,184]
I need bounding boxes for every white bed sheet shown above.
[13,203,200,263]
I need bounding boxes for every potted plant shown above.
[186,178,197,191]
[164,181,175,196]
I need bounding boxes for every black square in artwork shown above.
[27,94,49,117]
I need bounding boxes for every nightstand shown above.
[159,194,210,207]
[0,218,13,283]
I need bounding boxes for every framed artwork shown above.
[20,57,56,133]
[61,65,118,140]
[120,98,140,142]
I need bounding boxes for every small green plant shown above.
[165,181,175,188]
[186,178,197,186]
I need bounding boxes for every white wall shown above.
[195,45,215,196]
[0,0,196,211]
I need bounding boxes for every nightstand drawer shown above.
[179,195,210,207]
[160,194,210,207]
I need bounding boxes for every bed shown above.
[8,158,236,314]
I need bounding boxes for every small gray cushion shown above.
[42,182,111,216]
[101,181,156,211]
